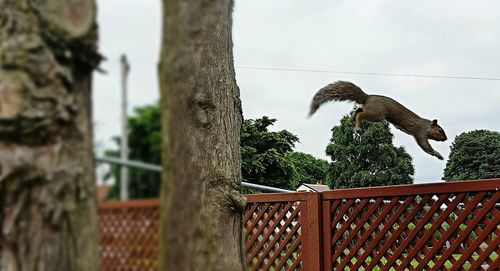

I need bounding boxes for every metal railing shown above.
[95,156,292,193]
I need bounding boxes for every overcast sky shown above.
[93,0,500,183]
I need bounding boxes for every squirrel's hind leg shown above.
[354,108,365,131]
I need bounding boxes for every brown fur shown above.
[309,81,447,160]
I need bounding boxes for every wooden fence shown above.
[98,179,500,270]
[99,199,160,270]
[321,180,499,271]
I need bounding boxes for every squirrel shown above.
[309,81,447,160]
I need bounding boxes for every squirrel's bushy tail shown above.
[309,81,368,116]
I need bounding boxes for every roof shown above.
[296,183,330,192]
[96,184,111,201]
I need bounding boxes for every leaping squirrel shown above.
[309,81,447,160]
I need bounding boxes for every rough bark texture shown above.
[159,0,246,270]
[0,0,101,270]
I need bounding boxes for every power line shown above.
[236,66,500,82]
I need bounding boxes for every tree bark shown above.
[159,0,246,270]
[0,0,101,270]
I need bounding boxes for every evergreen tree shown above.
[325,114,415,189]
[241,117,298,190]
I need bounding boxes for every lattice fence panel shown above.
[325,190,499,271]
[245,199,305,271]
[99,200,160,271]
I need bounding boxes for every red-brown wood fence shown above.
[245,192,322,270]
[321,180,499,271]
[99,199,160,270]
[98,179,500,270]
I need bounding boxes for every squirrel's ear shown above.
[431,119,438,126]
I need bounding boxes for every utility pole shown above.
[120,54,130,200]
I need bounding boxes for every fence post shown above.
[304,192,323,270]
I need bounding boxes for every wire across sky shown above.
[236,66,500,82]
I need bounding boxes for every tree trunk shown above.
[0,0,101,270]
[159,0,246,270]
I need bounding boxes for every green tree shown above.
[105,113,328,195]
[284,151,329,188]
[443,130,500,181]
[241,117,297,189]
[241,117,329,190]
[325,114,415,189]
[105,103,162,199]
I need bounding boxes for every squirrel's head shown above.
[428,119,447,141]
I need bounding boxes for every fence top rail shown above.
[97,179,499,206]
[98,193,308,207]
[321,178,500,200]
[98,199,160,209]
[245,192,309,203]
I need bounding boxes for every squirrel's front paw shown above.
[435,152,444,160]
